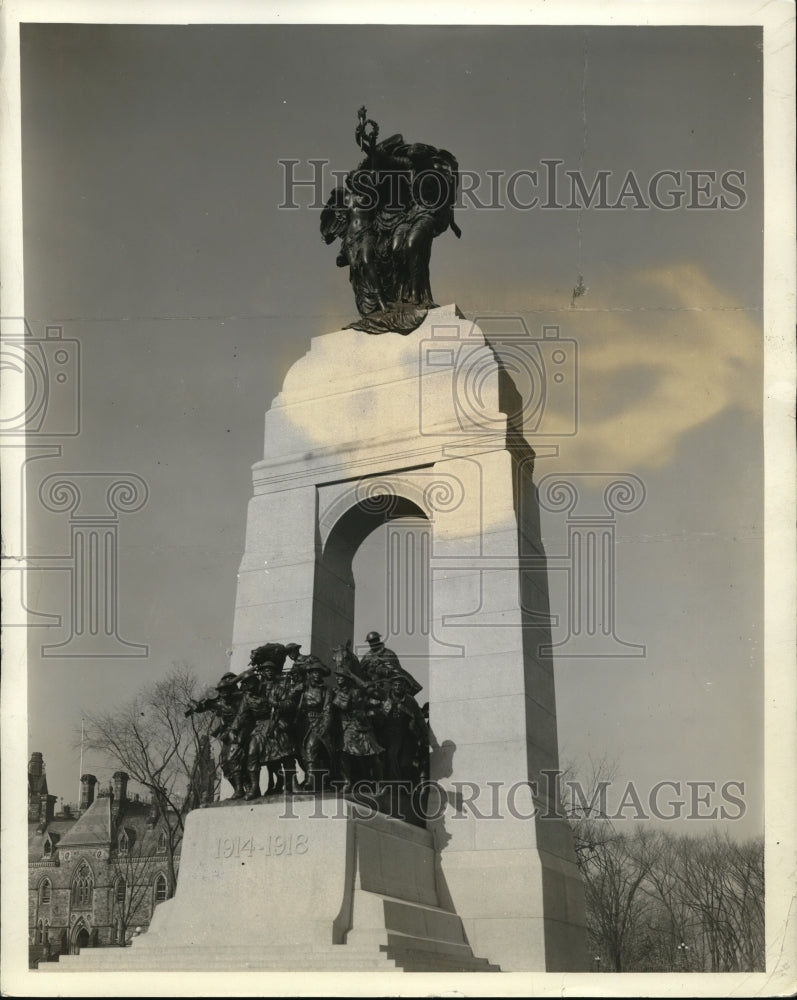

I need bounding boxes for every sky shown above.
[14,23,765,835]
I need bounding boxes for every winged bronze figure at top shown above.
[321,107,461,335]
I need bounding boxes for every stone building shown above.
[28,752,182,967]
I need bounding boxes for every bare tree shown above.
[583,826,659,971]
[109,845,155,946]
[81,664,215,888]
[560,755,619,862]
[660,830,765,972]
[561,758,764,972]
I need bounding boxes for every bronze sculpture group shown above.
[187,632,430,820]
[321,107,461,335]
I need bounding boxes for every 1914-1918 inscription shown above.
[214,834,309,859]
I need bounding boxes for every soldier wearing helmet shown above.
[359,631,422,696]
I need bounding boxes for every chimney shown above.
[28,752,45,822]
[42,794,56,824]
[112,771,129,804]
[28,793,42,824]
[79,773,97,811]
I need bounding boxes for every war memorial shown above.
[49,110,588,974]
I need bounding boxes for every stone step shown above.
[386,943,501,973]
[383,929,485,960]
[352,890,498,968]
[378,893,470,944]
[42,939,499,973]
[42,950,399,972]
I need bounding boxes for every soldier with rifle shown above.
[185,671,248,800]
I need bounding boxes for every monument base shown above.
[45,797,499,973]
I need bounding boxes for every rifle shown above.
[184,693,219,718]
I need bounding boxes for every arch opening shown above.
[71,925,90,955]
[313,492,432,823]
[312,493,430,670]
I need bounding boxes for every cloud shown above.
[267,265,761,485]
[517,263,761,471]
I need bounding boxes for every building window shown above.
[157,831,167,854]
[72,864,93,909]
[115,878,126,905]
[118,831,129,856]
[154,874,168,903]
[39,878,52,904]
[43,839,52,858]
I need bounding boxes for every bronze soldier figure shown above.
[231,667,271,800]
[332,670,384,793]
[380,675,430,785]
[359,631,422,696]
[295,658,336,794]
[259,660,300,796]
[185,671,247,800]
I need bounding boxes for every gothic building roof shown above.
[28,818,76,863]
[29,796,181,863]
[58,797,112,848]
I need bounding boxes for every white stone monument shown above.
[50,305,587,974]
[229,305,587,971]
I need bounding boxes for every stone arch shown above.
[311,488,429,663]
[70,919,90,954]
